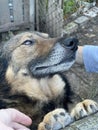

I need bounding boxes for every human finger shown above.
[10,122,31,130]
[0,121,14,130]
[5,108,32,126]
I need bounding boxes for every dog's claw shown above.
[71,99,98,120]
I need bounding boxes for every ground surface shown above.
[62,10,98,130]
[66,15,98,102]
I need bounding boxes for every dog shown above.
[0,32,98,130]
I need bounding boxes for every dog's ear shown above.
[35,32,50,38]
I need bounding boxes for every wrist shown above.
[76,46,84,64]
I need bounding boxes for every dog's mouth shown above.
[30,57,75,77]
[33,57,75,75]
[29,37,78,77]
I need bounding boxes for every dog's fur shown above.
[0,32,98,130]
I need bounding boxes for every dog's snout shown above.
[62,37,78,51]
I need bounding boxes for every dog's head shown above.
[2,32,78,78]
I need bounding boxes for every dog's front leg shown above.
[38,108,73,130]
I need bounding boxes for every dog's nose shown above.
[63,37,78,51]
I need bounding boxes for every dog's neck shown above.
[6,65,65,102]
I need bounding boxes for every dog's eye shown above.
[23,40,35,45]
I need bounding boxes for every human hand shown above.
[0,108,32,130]
[76,46,83,64]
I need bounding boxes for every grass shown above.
[63,0,95,18]
[63,0,78,17]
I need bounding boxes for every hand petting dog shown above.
[0,108,32,130]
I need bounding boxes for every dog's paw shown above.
[38,108,73,130]
[71,99,98,120]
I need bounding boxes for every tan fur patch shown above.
[6,66,65,102]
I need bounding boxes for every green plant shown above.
[63,0,78,17]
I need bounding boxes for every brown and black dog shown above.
[0,32,98,130]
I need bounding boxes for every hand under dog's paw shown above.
[38,108,73,130]
[71,99,98,120]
